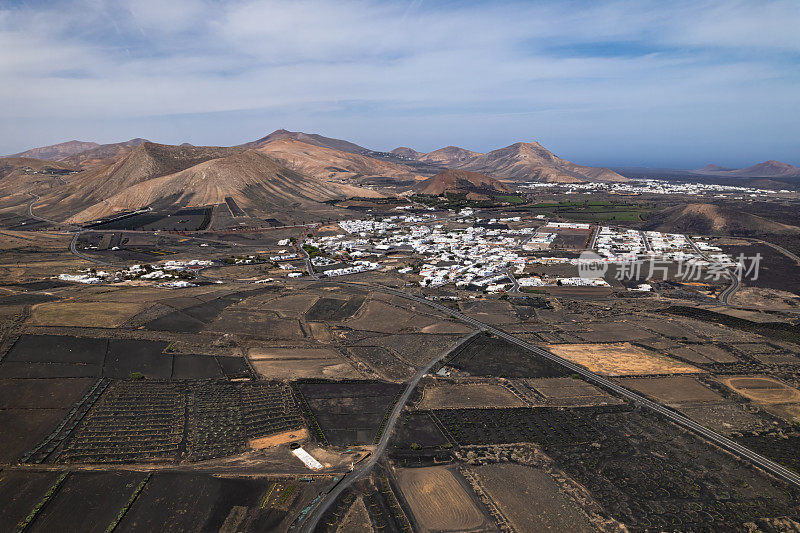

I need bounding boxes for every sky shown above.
[1,0,799,168]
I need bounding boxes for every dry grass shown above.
[248,428,308,449]
[395,467,488,533]
[418,382,525,409]
[248,346,361,380]
[722,376,800,404]
[28,301,144,328]
[547,342,701,376]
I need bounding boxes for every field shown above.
[117,472,277,531]
[442,334,568,378]
[54,380,304,464]
[27,301,144,328]
[722,376,800,404]
[0,334,240,379]
[616,376,724,405]
[296,380,403,446]
[469,463,594,532]
[394,466,490,532]
[248,346,361,380]
[547,342,701,376]
[0,470,63,531]
[27,471,146,533]
[520,377,622,406]
[417,381,525,409]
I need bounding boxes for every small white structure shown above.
[292,447,323,470]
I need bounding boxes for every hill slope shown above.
[692,160,800,178]
[413,169,512,197]
[246,129,369,155]
[60,138,149,170]
[394,141,627,183]
[65,149,381,223]
[253,138,422,185]
[8,140,99,160]
[647,203,800,236]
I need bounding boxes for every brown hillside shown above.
[413,169,512,196]
[254,138,422,184]
[66,150,380,223]
[9,140,99,160]
[418,146,481,166]
[648,203,800,236]
[60,138,149,170]
[246,129,369,155]
[455,142,628,183]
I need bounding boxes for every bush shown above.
[410,442,421,450]
[128,371,145,380]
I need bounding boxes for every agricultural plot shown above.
[296,380,404,446]
[0,470,63,531]
[720,375,800,424]
[469,463,594,532]
[116,472,273,532]
[0,378,95,409]
[28,471,146,533]
[616,376,724,406]
[442,334,568,378]
[56,380,304,464]
[353,333,465,368]
[144,290,260,333]
[306,296,365,321]
[547,342,701,376]
[4,334,107,365]
[390,412,450,452]
[248,346,360,380]
[433,406,624,446]
[27,301,144,328]
[394,466,492,533]
[58,380,186,464]
[536,408,800,530]
[522,377,622,407]
[417,381,525,409]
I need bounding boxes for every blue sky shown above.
[2,0,799,168]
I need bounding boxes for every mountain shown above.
[647,203,800,236]
[697,164,732,173]
[417,146,481,166]
[395,141,627,183]
[59,138,149,170]
[252,138,423,186]
[246,129,369,155]
[64,149,379,223]
[692,160,800,178]
[389,147,424,160]
[454,142,628,183]
[413,169,512,198]
[8,140,99,161]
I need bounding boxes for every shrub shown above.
[128,371,145,380]
[410,442,421,450]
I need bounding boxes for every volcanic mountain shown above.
[246,129,369,155]
[393,141,627,183]
[251,137,423,185]
[60,138,150,170]
[25,142,379,223]
[8,140,99,161]
[647,203,800,236]
[413,169,512,198]
[692,160,800,178]
[64,149,379,223]
[389,147,424,160]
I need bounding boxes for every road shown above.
[504,267,520,292]
[639,230,652,252]
[685,235,739,305]
[588,224,600,250]
[297,331,473,533]
[747,238,800,265]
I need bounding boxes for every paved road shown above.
[504,267,520,293]
[297,332,474,533]
[747,238,800,265]
[588,224,600,250]
[639,230,652,252]
[685,235,739,305]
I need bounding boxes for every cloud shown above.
[0,0,798,166]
